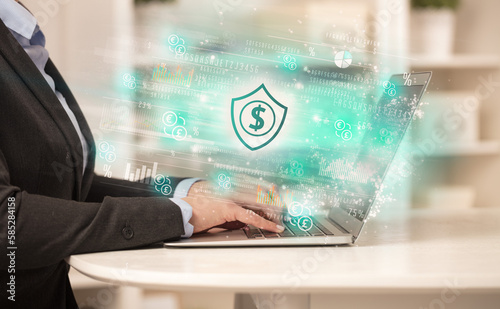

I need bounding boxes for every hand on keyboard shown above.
[183,181,285,234]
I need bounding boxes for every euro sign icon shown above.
[231,84,288,151]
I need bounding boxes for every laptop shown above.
[165,72,432,247]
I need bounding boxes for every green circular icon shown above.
[154,174,166,185]
[98,141,109,153]
[288,201,303,217]
[298,216,313,232]
[240,100,276,137]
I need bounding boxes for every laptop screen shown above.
[329,72,431,239]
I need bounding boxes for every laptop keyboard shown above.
[243,217,335,238]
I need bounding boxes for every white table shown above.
[68,208,500,309]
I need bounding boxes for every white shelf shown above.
[410,54,500,69]
[426,141,500,157]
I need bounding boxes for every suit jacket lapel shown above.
[45,59,96,195]
[0,19,85,198]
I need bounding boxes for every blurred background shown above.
[21,0,500,308]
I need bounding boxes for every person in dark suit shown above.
[0,1,283,308]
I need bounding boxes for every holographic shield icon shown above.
[231,84,288,151]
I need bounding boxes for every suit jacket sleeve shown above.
[85,174,189,202]
[0,148,185,270]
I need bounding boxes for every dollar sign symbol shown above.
[249,104,265,131]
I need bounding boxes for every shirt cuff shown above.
[170,198,194,238]
[173,178,202,198]
[171,178,202,238]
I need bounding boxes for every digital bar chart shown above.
[256,185,294,208]
[151,64,194,87]
[124,161,158,184]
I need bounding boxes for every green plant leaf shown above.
[411,0,460,10]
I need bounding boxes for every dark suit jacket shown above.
[0,19,186,308]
